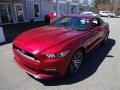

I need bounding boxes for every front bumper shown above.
[15,58,60,79]
[13,49,72,79]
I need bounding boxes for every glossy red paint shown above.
[47,12,56,19]
[13,15,109,79]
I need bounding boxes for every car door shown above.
[86,18,105,52]
[94,18,106,41]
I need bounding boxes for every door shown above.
[0,4,9,24]
[14,4,24,23]
[87,18,105,51]
[8,4,13,23]
[92,18,105,40]
[34,4,40,18]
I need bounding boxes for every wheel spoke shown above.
[73,60,79,69]
[69,51,83,74]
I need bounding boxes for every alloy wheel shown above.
[69,50,83,74]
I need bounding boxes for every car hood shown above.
[14,26,85,53]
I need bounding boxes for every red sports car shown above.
[13,15,109,79]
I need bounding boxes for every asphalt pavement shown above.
[0,17,120,90]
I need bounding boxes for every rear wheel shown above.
[67,50,84,75]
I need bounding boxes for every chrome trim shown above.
[25,71,41,79]
[16,49,40,63]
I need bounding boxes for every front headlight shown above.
[46,50,69,59]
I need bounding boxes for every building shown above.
[0,0,93,25]
[0,0,42,25]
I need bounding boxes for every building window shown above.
[0,4,9,24]
[14,4,24,22]
[59,4,65,13]
[71,5,77,14]
[51,3,56,12]
[0,4,13,24]
[79,7,83,12]
[8,4,13,23]
[34,4,39,17]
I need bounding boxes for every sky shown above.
[88,0,93,5]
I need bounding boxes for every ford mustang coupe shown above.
[13,15,109,79]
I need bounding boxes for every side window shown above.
[59,17,69,24]
[80,18,90,25]
[55,17,70,26]
[99,18,104,25]
[92,18,102,26]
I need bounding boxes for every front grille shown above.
[13,45,40,63]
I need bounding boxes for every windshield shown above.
[53,16,90,31]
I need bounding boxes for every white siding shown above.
[41,0,52,20]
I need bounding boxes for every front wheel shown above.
[67,50,84,75]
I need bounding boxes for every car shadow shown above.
[30,38,115,86]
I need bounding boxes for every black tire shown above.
[67,50,84,75]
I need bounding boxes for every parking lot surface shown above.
[0,18,120,90]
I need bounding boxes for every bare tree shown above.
[93,0,120,12]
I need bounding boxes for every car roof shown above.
[63,14,96,19]
[82,11,93,13]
